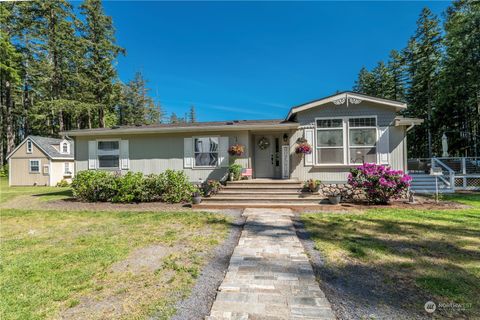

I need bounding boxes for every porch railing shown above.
[408,157,480,191]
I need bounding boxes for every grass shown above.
[0,177,72,204]
[302,193,480,317]
[0,209,230,320]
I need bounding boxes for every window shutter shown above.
[88,141,97,169]
[377,126,390,164]
[304,129,314,166]
[184,138,193,168]
[120,140,129,170]
[219,136,229,167]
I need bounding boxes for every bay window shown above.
[97,141,120,169]
[315,116,378,165]
[194,137,219,167]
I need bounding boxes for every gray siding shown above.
[290,101,406,182]
[75,131,250,182]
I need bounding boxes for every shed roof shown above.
[6,136,74,160]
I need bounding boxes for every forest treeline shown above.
[0,0,197,166]
[352,1,480,158]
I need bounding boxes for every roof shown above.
[63,119,299,137]
[286,91,407,120]
[6,135,74,160]
[394,116,424,126]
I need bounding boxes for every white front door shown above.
[254,135,274,178]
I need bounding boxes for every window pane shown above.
[350,147,377,164]
[317,130,343,147]
[98,155,119,168]
[62,144,68,153]
[195,153,218,166]
[316,148,343,164]
[98,141,119,151]
[317,119,342,128]
[194,137,218,153]
[349,128,376,146]
[349,117,376,127]
[30,161,39,172]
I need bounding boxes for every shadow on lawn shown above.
[294,215,479,319]
[32,189,73,198]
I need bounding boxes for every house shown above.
[7,136,74,186]
[64,92,423,184]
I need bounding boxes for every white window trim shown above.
[314,116,378,166]
[60,140,70,154]
[43,164,50,175]
[193,135,220,168]
[29,159,41,173]
[64,162,71,175]
[96,139,121,170]
[26,140,33,154]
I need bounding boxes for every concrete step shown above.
[218,190,303,195]
[227,179,300,184]
[412,189,455,194]
[194,202,325,209]
[223,185,302,190]
[205,194,321,200]
[201,197,325,203]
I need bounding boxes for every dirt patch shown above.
[110,244,179,275]
[1,195,191,212]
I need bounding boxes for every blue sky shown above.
[102,1,451,122]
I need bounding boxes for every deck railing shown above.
[407,157,480,191]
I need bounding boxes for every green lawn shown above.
[0,209,230,320]
[302,193,480,317]
[0,177,72,204]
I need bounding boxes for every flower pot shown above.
[192,196,202,204]
[328,195,341,205]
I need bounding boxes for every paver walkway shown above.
[207,208,335,320]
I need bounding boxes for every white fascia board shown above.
[63,123,300,137]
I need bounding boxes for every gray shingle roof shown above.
[29,136,74,159]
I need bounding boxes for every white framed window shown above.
[43,164,49,175]
[29,159,40,173]
[316,119,344,164]
[315,116,378,165]
[60,141,70,154]
[194,137,219,167]
[348,117,377,164]
[26,140,33,153]
[64,162,71,174]
[97,140,120,169]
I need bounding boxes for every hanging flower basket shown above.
[228,144,245,156]
[295,141,312,155]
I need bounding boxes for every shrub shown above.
[71,170,117,202]
[0,164,8,177]
[158,169,196,203]
[348,163,411,204]
[141,174,164,202]
[111,172,144,203]
[228,163,243,181]
[56,179,70,187]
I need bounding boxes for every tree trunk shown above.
[5,81,15,155]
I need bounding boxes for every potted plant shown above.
[192,190,202,204]
[202,179,222,197]
[304,179,321,193]
[228,144,245,156]
[295,138,312,155]
[325,190,341,205]
[228,163,243,181]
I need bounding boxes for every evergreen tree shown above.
[404,7,442,157]
[387,49,406,101]
[353,66,377,95]
[79,0,124,128]
[371,61,395,99]
[170,112,179,124]
[189,105,197,123]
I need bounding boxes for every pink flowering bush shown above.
[348,163,411,204]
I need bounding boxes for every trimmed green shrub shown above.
[141,174,164,202]
[71,170,117,202]
[111,172,144,203]
[56,179,70,187]
[228,163,243,181]
[159,169,196,203]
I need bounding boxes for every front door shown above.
[254,135,281,178]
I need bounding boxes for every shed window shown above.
[27,140,33,153]
[64,162,71,174]
[29,160,40,173]
[61,142,69,154]
[194,137,219,167]
[97,141,119,169]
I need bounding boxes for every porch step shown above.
[224,185,302,190]
[218,190,302,195]
[203,195,323,202]
[194,202,325,209]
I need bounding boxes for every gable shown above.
[286,92,406,121]
[7,138,49,159]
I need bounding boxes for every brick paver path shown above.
[207,208,335,320]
